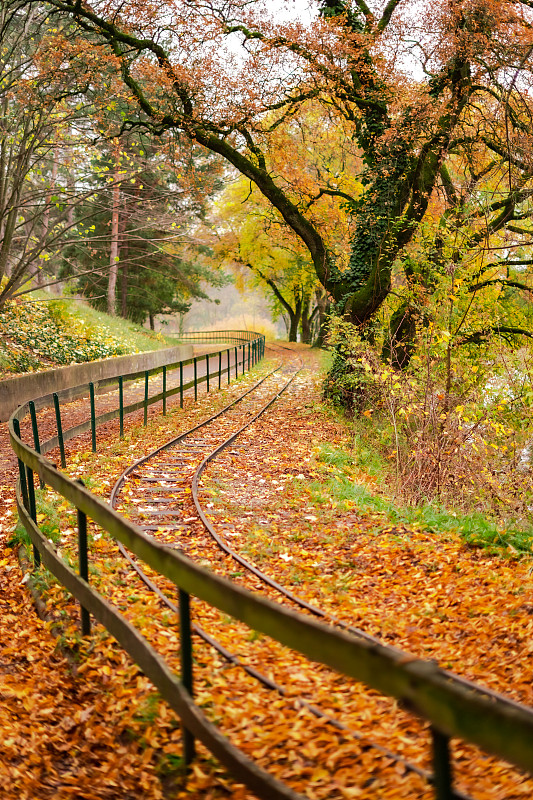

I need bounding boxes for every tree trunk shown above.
[381,302,418,369]
[120,200,129,318]
[288,313,299,342]
[149,312,155,330]
[288,297,302,342]
[107,142,121,316]
[66,169,75,229]
[38,155,58,287]
[300,292,313,344]
[313,289,329,347]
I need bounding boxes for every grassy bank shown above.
[0,294,178,378]
[313,440,533,557]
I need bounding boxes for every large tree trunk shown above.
[381,302,418,369]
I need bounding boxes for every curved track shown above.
[108,344,448,790]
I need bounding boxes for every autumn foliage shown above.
[13,0,529,352]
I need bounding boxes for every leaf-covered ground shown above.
[1,345,533,799]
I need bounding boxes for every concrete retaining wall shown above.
[0,345,193,422]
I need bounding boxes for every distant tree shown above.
[0,1,88,307]
[211,104,355,342]
[214,177,325,342]
[63,134,225,327]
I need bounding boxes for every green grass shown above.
[8,489,62,551]
[313,444,533,557]
[59,297,178,353]
[157,752,186,777]
[133,691,161,726]
[8,520,32,553]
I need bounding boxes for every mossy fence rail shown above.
[8,331,533,800]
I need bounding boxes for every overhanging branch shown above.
[459,326,533,344]
[468,278,533,294]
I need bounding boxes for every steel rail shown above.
[17,342,261,459]
[191,346,528,712]
[14,483,304,800]
[110,345,469,796]
[109,357,284,506]
[112,539,449,792]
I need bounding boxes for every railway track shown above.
[108,345,453,794]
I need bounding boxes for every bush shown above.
[323,314,533,528]
[322,317,382,412]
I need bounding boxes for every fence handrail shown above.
[10,335,264,445]
[8,331,533,798]
[12,359,226,453]
[172,330,261,343]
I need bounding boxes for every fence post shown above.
[13,418,29,511]
[234,346,238,378]
[26,466,40,569]
[118,376,124,438]
[248,342,251,371]
[144,370,149,427]
[206,354,210,393]
[193,358,198,402]
[53,393,66,468]
[180,362,184,408]
[29,401,44,488]
[218,351,222,389]
[163,365,167,416]
[77,480,91,636]
[227,349,230,385]
[28,401,40,454]
[179,587,195,764]
[89,382,96,452]
[431,727,453,800]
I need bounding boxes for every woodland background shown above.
[1,0,533,527]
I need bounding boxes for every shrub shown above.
[0,299,128,373]
[323,314,533,528]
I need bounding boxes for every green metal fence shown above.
[8,331,533,800]
[172,329,262,344]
